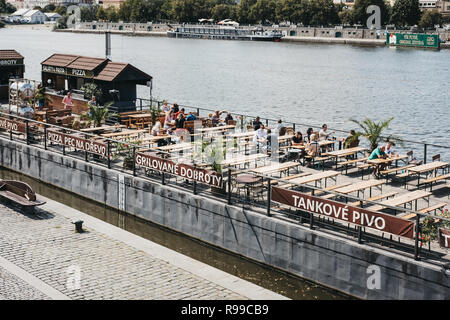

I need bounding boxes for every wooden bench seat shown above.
[400,202,448,220]
[420,173,450,190]
[349,191,398,207]
[381,164,415,175]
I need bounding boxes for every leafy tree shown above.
[96,6,107,21]
[338,8,354,25]
[80,5,98,22]
[352,0,390,26]
[0,0,16,13]
[238,0,258,24]
[308,0,339,26]
[42,4,56,13]
[55,6,67,16]
[249,0,277,24]
[390,0,421,27]
[105,6,119,22]
[211,3,237,21]
[275,0,310,25]
[418,9,441,28]
[0,20,4,28]
[33,6,42,11]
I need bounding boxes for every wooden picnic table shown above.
[221,153,268,167]
[290,140,337,150]
[333,179,384,198]
[128,113,152,129]
[228,131,256,139]
[80,124,127,133]
[156,142,193,152]
[101,129,147,139]
[368,190,432,213]
[407,161,449,187]
[286,170,340,189]
[322,146,368,169]
[367,154,408,166]
[197,125,236,133]
[250,161,300,176]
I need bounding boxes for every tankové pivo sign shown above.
[0,117,26,133]
[135,152,223,188]
[46,130,107,157]
[271,186,414,239]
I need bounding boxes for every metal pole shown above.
[423,144,427,164]
[309,212,314,230]
[227,168,232,205]
[267,178,271,217]
[162,172,165,185]
[25,120,29,145]
[197,108,200,117]
[132,146,136,176]
[44,125,47,150]
[414,214,420,260]
[107,140,111,169]
[193,164,197,195]
[358,226,362,244]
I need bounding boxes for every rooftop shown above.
[0,50,24,60]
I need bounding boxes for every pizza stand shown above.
[41,53,152,114]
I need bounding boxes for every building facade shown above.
[436,0,450,15]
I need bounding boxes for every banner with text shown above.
[271,186,414,238]
[0,117,26,133]
[438,228,450,248]
[135,152,223,188]
[46,130,107,157]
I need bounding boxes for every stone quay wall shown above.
[0,138,449,300]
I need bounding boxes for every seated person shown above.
[212,110,226,126]
[368,145,388,176]
[305,134,320,166]
[151,121,162,135]
[186,112,197,121]
[161,100,170,113]
[253,116,263,131]
[224,112,233,123]
[253,124,267,148]
[175,113,185,129]
[275,120,283,133]
[291,131,306,158]
[163,110,175,130]
[319,124,335,141]
[306,127,314,143]
[343,130,359,149]
[385,141,395,157]
[171,103,179,114]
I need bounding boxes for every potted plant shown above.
[348,117,402,152]
[88,102,117,127]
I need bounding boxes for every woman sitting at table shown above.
[212,110,226,127]
[290,132,306,159]
[305,134,320,167]
[175,112,185,129]
[163,110,175,130]
[151,121,162,135]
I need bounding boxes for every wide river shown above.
[1,26,449,157]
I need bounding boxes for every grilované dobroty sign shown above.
[46,129,107,157]
[0,117,26,133]
[271,186,414,239]
[135,152,223,188]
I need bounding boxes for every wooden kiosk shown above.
[0,50,25,101]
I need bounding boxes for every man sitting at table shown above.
[253,124,267,151]
[368,145,388,177]
[290,132,306,160]
[186,112,197,121]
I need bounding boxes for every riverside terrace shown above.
[0,108,449,268]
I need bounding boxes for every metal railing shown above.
[0,111,449,266]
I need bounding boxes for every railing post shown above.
[267,178,271,217]
[197,107,200,117]
[161,172,165,185]
[193,164,197,195]
[140,99,142,111]
[293,123,296,132]
[309,212,314,229]
[132,146,136,176]
[414,214,420,260]
[25,120,29,145]
[227,168,232,205]
[107,140,111,169]
[357,226,362,244]
[423,144,427,164]
[44,125,47,150]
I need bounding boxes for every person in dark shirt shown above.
[175,113,185,129]
[291,132,304,145]
[253,116,263,130]
[290,132,306,159]
[171,103,179,114]
[224,112,233,124]
[306,128,314,143]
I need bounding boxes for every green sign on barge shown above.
[387,33,440,49]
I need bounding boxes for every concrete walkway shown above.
[0,196,288,300]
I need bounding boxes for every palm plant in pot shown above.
[347,117,402,152]
[88,102,117,127]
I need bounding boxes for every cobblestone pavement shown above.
[0,267,50,300]
[0,203,247,300]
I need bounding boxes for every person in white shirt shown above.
[253,124,267,150]
[319,124,335,141]
[161,100,170,113]
[151,121,161,135]
[385,141,395,157]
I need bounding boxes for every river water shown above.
[1,26,449,154]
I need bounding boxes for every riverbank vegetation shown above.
[49,0,450,29]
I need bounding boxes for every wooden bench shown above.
[400,202,448,220]
[46,109,72,122]
[308,182,351,198]
[349,191,398,207]
[357,162,374,179]
[420,173,450,191]
[0,180,46,210]
[339,157,368,174]
[380,164,415,183]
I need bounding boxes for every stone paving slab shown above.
[0,198,287,300]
